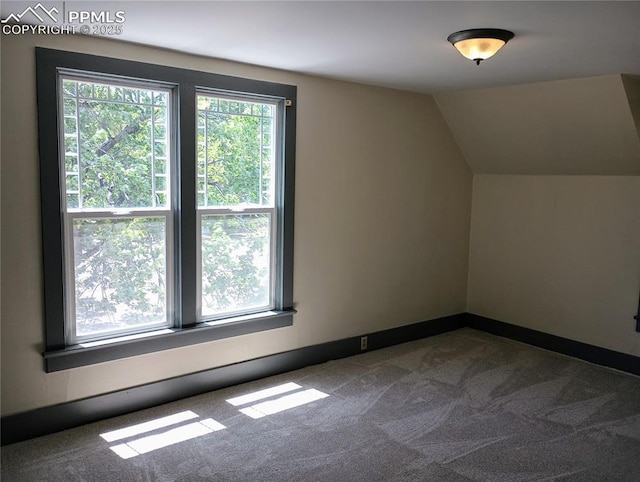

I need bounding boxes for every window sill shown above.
[43,310,295,372]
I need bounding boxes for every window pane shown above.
[61,78,170,209]
[196,94,275,207]
[201,214,271,317]
[72,217,168,339]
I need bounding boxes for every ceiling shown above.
[2,1,640,93]
[436,75,640,174]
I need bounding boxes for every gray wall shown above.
[436,77,640,357]
[0,33,472,415]
[4,30,638,420]
[468,175,640,356]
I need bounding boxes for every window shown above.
[37,48,296,371]
[196,93,277,320]
[61,77,173,344]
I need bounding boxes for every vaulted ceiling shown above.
[435,75,640,175]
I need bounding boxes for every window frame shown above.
[59,74,176,344]
[194,90,281,322]
[36,48,296,372]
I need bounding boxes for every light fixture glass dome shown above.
[447,29,514,65]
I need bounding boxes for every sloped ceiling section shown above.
[622,75,640,141]
[434,75,640,175]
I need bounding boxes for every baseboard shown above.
[5,312,635,446]
[0,313,465,446]
[466,313,640,376]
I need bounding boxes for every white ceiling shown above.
[3,1,640,94]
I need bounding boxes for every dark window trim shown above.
[44,311,295,372]
[36,48,296,371]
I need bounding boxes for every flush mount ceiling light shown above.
[447,28,514,65]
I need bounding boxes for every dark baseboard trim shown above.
[5,313,636,446]
[466,313,640,376]
[1,313,464,446]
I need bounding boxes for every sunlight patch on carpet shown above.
[226,382,302,406]
[110,418,226,458]
[100,410,200,442]
[101,411,226,459]
[239,389,329,419]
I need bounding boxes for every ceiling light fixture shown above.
[447,28,514,65]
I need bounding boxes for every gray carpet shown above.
[2,328,640,481]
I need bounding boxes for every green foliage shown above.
[201,215,270,315]
[197,96,274,207]
[74,217,166,336]
[63,80,275,337]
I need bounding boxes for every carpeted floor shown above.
[2,328,640,481]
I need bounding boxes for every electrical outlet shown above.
[360,336,368,350]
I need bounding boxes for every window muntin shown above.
[196,94,276,208]
[59,75,173,343]
[196,93,279,320]
[61,77,171,210]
